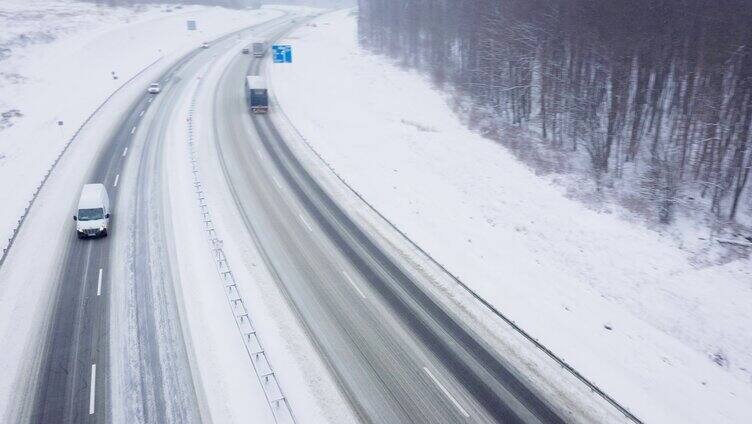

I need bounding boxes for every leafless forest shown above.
[358,0,752,226]
[84,0,351,8]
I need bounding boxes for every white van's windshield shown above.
[78,208,104,221]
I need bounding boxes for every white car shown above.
[201,42,209,49]
[148,82,161,94]
[74,183,111,238]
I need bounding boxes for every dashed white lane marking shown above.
[272,176,282,188]
[89,364,96,415]
[130,126,136,135]
[96,268,102,296]
[256,148,263,158]
[122,147,128,157]
[139,110,145,117]
[422,366,470,418]
[341,270,366,299]
[148,97,153,103]
[298,214,313,232]
[113,174,119,188]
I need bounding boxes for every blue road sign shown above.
[272,45,293,63]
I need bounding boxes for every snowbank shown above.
[270,9,752,423]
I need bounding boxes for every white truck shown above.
[252,41,266,58]
[246,76,269,113]
[73,183,111,238]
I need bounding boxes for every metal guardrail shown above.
[266,72,644,424]
[0,56,163,269]
[186,75,295,424]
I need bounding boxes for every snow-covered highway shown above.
[205,10,631,424]
[17,7,620,423]
[2,2,749,424]
[212,26,567,423]
[23,12,298,424]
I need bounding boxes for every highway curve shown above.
[212,19,566,424]
[30,11,571,424]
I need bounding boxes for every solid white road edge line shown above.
[97,268,103,296]
[341,270,366,298]
[272,176,282,188]
[298,214,313,232]
[130,126,136,135]
[89,364,96,415]
[422,366,470,418]
[122,147,128,157]
[113,174,119,188]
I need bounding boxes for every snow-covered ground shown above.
[270,9,752,423]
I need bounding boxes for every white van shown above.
[73,183,111,238]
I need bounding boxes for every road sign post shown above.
[272,45,293,63]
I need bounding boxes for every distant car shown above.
[74,183,111,238]
[242,47,250,54]
[147,82,161,94]
[201,42,209,49]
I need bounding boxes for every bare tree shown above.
[358,0,752,225]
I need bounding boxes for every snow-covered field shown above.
[270,9,752,423]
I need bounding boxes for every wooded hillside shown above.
[358,0,752,224]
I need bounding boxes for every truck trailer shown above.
[252,42,266,58]
[246,76,269,114]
